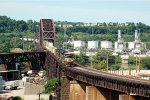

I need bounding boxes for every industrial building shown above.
[114,30,126,53]
[64,30,148,56]
[128,30,145,54]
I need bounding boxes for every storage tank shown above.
[87,41,98,49]
[73,41,85,49]
[101,41,112,49]
[128,42,135,50]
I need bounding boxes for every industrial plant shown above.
[63,30,149,57]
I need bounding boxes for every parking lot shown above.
[0,80,49,100]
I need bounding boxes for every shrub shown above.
[12,96,23,100]
[43,78,59,93]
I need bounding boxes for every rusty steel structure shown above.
[34,32,41,50]
[0,52,46,70]
[40,19,56,47]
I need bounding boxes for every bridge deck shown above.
[60,64,150,97]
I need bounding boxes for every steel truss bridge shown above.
[0,52,46,70]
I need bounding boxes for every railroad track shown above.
[73,62,150,85]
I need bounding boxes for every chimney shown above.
[118,30,121,41]
[135,30,138,41]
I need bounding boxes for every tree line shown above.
[1,15,150,36]
[0,15,150,51]
[0,16,38,33]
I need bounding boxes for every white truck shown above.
[0,70,20,90]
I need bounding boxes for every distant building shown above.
[20,38,34,42]
[84,23,91,26]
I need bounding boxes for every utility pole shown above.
[99,55,102,71]
[138,52,141,72]
[63,23,67,50]
[105,49,109,72]
[92,26,94,36]
[136,53,141,73]
[136,55,138,73]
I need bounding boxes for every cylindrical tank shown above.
[128,42,134,50]
[101,41,112,49]
[87,41,98,49]
[73,41,85,49]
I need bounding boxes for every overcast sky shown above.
[0,0,150,25]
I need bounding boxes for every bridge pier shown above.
[60,72,150,100]
[61,75,70,100]
[119,95,150,100]
[69,80,86,100]
[119,94,134,100]
[86,86,111,100]
[69,82,120,100]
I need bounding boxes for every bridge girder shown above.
[0,52,46,70]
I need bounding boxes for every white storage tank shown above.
[128,42,135,50]
[73,41,85,49]
[87,41,98,49]
[101,41,112,49]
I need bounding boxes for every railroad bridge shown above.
[0,19,150,100]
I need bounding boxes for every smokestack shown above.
[135,30,138,41]
[118,30,121,40]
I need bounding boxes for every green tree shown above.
[74,52,89,64]
[115,56,121,63]
[43,78,59,93]
[27,20,39,32]
[128,56,136,64]
[111,63,121,70]
[141,57,150,69]
[101,60,106,69]
[12,96,23,100]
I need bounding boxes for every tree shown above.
[74,52,89,64]
[141,57,150,69]
[128,56,136,64]
[43,78,59,93]
[27,20,39,32]
[12,96,23,100]
[17,20,28,32]
[111,63,121,70]
[101,60,106,69]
